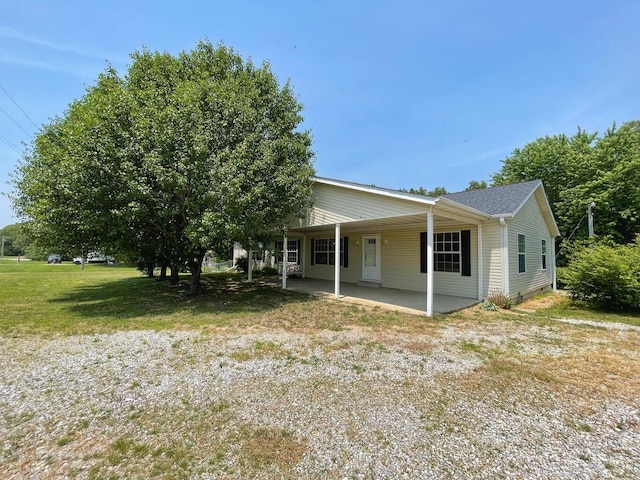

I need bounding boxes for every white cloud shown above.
[0,25,121,61]
[0,53,101,78]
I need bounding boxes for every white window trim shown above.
[313,237,344,266]
[275,240,299,265]
[434,231,461,274]
[517,233,526,274]
[541,239,547,271]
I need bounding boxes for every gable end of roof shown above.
[442,180,542,216]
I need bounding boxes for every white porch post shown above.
[247,248,253,283]
[500,217,509,296]
[551,236,557,292]
[282,234,288,289]
[426,210,434,317]
[302,234,306,278]
[334,223,341,299]
[477,224,483,301]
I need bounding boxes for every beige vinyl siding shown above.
[508,195,553,296]
[380,228,422,291]
[481,221,504,297]
[381,226,478,296]
[304,225,478,298]
[303,183,430,227]
[303,232,362,284]
[431,225,477,298]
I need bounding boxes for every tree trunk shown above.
[160,262,167,279]
[188,250,207,295]
[170,265,179,286]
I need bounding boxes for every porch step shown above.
[357,281,382,288]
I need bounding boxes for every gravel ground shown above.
[1,322,639,479]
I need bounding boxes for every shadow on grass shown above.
[49,273,314,321]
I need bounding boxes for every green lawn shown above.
[2,259,638,336]
[525,292,640,327]
[0,259,444,336]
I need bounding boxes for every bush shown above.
[480,300,499,311]
[235,256,248,273]
[561,239,640,310]
[261,266,279,275]
[485,290,513,309]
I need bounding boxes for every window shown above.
[314,238,330,265]
[287,240,298,264]
[518,234,526,273]
[432,232,460,273]
[420,230,471,275]
[541,239,547,270]
[312,237,347,266]
[434,232,460,273]
[274,240,299,265]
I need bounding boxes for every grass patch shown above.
[0,261,447,336]
[239,425,307,472]
[531,295,640,327]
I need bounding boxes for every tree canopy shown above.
[400,186,448,196]
[492,121,640,249]
[13,41,315,291]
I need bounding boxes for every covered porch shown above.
[286,278,478,315]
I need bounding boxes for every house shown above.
[233,176,560,316]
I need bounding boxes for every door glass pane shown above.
[365,238,377,266]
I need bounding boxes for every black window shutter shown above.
[310,238,315,265]
[296,239,301,265]
[420,232,427,273]
[343,236,349,268]
[461,230,471,277]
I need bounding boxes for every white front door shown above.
[362,235,381,282]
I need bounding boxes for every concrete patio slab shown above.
[286,278,478,315]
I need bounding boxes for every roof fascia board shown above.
[313,176,436,206]
[511,181,560,236]
[536,186,561,236]
[511,180,542,217]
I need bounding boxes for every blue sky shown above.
[1,0,639,228]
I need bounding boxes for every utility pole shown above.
[1,236,5,257]
[588,202,596,238]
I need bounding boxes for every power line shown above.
[0,132,22,153]
[0,104,32,137]
[0,85,39,129]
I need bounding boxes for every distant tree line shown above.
[492,121,640,249]
[407,120,640,253]
[402,121,640,309]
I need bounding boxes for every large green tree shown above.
[492,121,640,249]
[13,41,315,292]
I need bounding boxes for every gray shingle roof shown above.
[442,180,542,216]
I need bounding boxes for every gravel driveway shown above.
[1,319,639,479]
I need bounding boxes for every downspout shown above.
[477,224,483,301]
[334,223,341,299]
[500,217,509,296]
[551,236,557,292]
